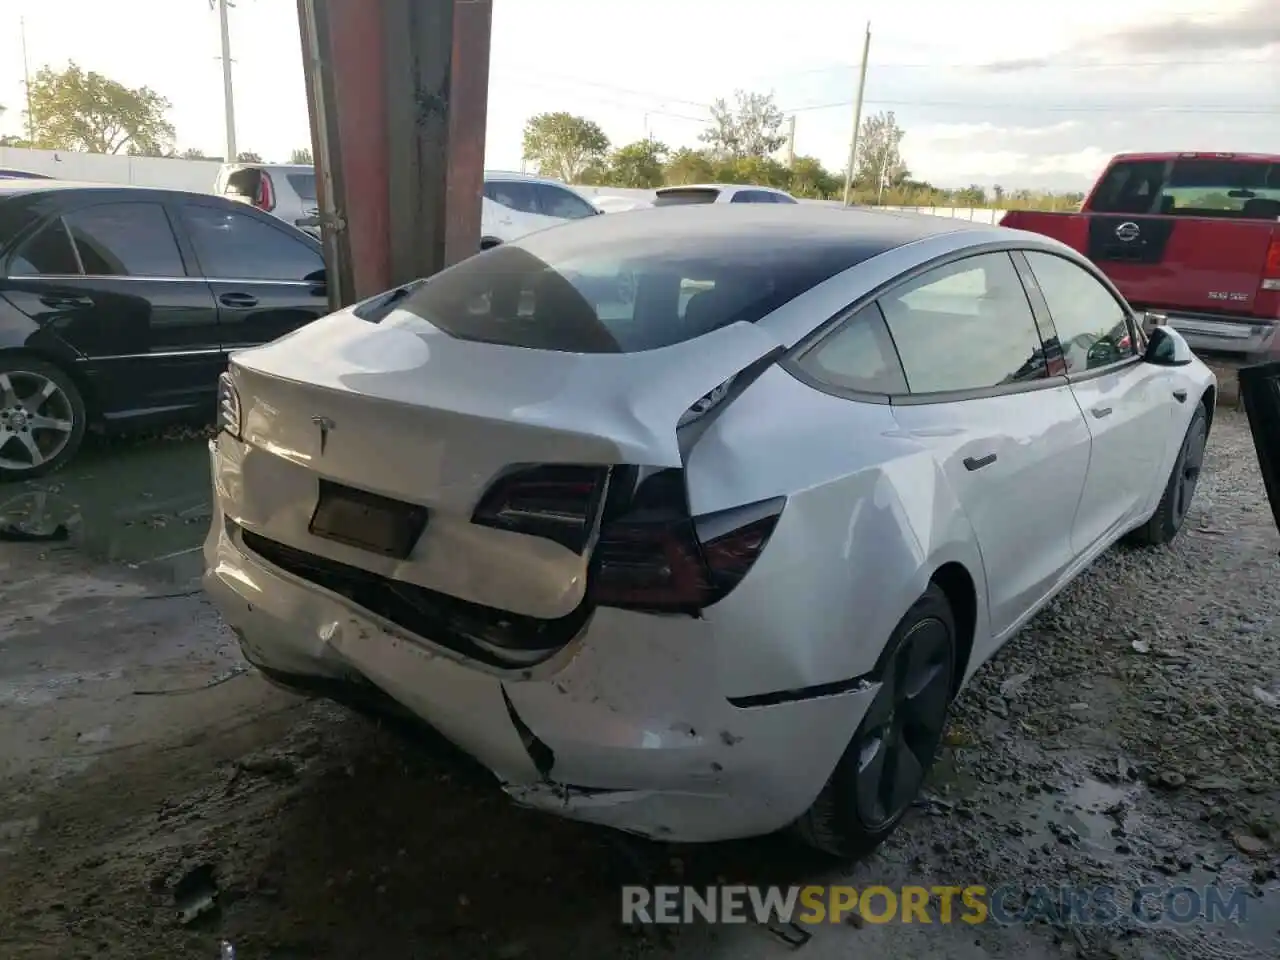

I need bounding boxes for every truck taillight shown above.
[1263,238,1280,292]
[472,464,609,554]
[254,172,276,212]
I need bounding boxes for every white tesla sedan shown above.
[204,205,1214,857]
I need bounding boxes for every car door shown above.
[175,201,328,353]
[530,183,600,222]
[1018,249,1175,553]
[881,251,1094,644]
[2,199,222,417]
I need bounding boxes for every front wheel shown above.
[794,584,956,859]
[1125,403,1208,547]
[0,357,87,483]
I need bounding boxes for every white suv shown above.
[215,163,319,236]
[480,171,602,248]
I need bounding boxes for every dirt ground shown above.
[0,415,1277,960]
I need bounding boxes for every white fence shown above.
[1,147,1009,223]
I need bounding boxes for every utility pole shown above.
[842,21,871,206]
[785,114,796,168]
[213,0,238,161]
[20,17,35,143]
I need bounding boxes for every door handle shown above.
[1172,389,1187,403]
[963,453,997,471]
[219,292,259,308]
[1091,406,1113,419]
[39,295,93,309]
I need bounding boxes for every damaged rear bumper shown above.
[202,452,877,843]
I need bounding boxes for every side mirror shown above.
[1143,325,1194,367]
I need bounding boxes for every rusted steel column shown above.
[298,0,491,306]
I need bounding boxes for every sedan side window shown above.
[1023,251,1135,374]
[537,185,598,220]
[61,203,186,277]
[484,181,539,215]
[880,252,1047,395]
[793,302,908,395]
[181,205,324,281]
[8,220,81,276]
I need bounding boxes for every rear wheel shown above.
[1125,403,1208,547]
[0,357,87,483]
[794,584,956,858]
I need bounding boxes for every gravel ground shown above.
[0,410,1276,960]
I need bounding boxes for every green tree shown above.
[663,147,715,185]
[715,155,791,188]
[521,112,609,182]
[854,111,908,192]
[181,147,208,160]
[290,147,313,165]
[27,63,174,155]
[606,139,668,187]
[788,156,842,198]
[237,151,263,163]
[699,91,786,161]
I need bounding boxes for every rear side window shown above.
[1024,251,1134,374]
[389,234,859,353]
[286,172,317,203]
[654,188,721,206]
[793,302,907,394]
[485,181,539,214]
[879,252,1046,395]
[8,220,80,276]
[62,203,185,277]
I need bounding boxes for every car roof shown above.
[657,183,792,195]
[0,180,231,201]
[1109,152,1280,164]
[483,170,575,186]
[512,202,1003,259]
[220,163,314,173]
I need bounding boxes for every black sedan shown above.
[0,181,330,480]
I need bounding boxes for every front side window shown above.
[1024,251,1134,374]
[793,302,907,394]
[879,252,1046,395]
[62,203,185,277]
[181,205,324,281]
[537,185,597,220]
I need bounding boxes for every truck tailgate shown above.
[1000,211,1090,252]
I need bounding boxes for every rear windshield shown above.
[1091,159,1280,219]
[384,221,858,353]
[653,188,721,207]
[287,172,317,203]
[223,168,261,198]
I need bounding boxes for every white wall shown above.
[1,147,220,193]
[1,147,1010,223]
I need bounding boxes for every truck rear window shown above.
[1091,159,1280,219]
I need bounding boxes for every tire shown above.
[794,584,957,859]
[1124,402,1208,547]
[0,356,88,483]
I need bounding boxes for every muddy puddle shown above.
[0,434,211,582]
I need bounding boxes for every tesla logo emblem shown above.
[311,416,335,454]
[1115,221,1141,242]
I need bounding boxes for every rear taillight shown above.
[472,464,609,554]
[1263,238,1280,292]
[254,172,276,212]
[588,469,783,613]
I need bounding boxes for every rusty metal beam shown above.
[298,0,492,306]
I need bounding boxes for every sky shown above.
[0,0,1276,191]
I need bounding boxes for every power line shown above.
[505,78,709,123]
[783,98,1278,116]
[495,66,713,111]
[754,56,1270,80]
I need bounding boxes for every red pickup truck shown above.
[1001,152,1280,364]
